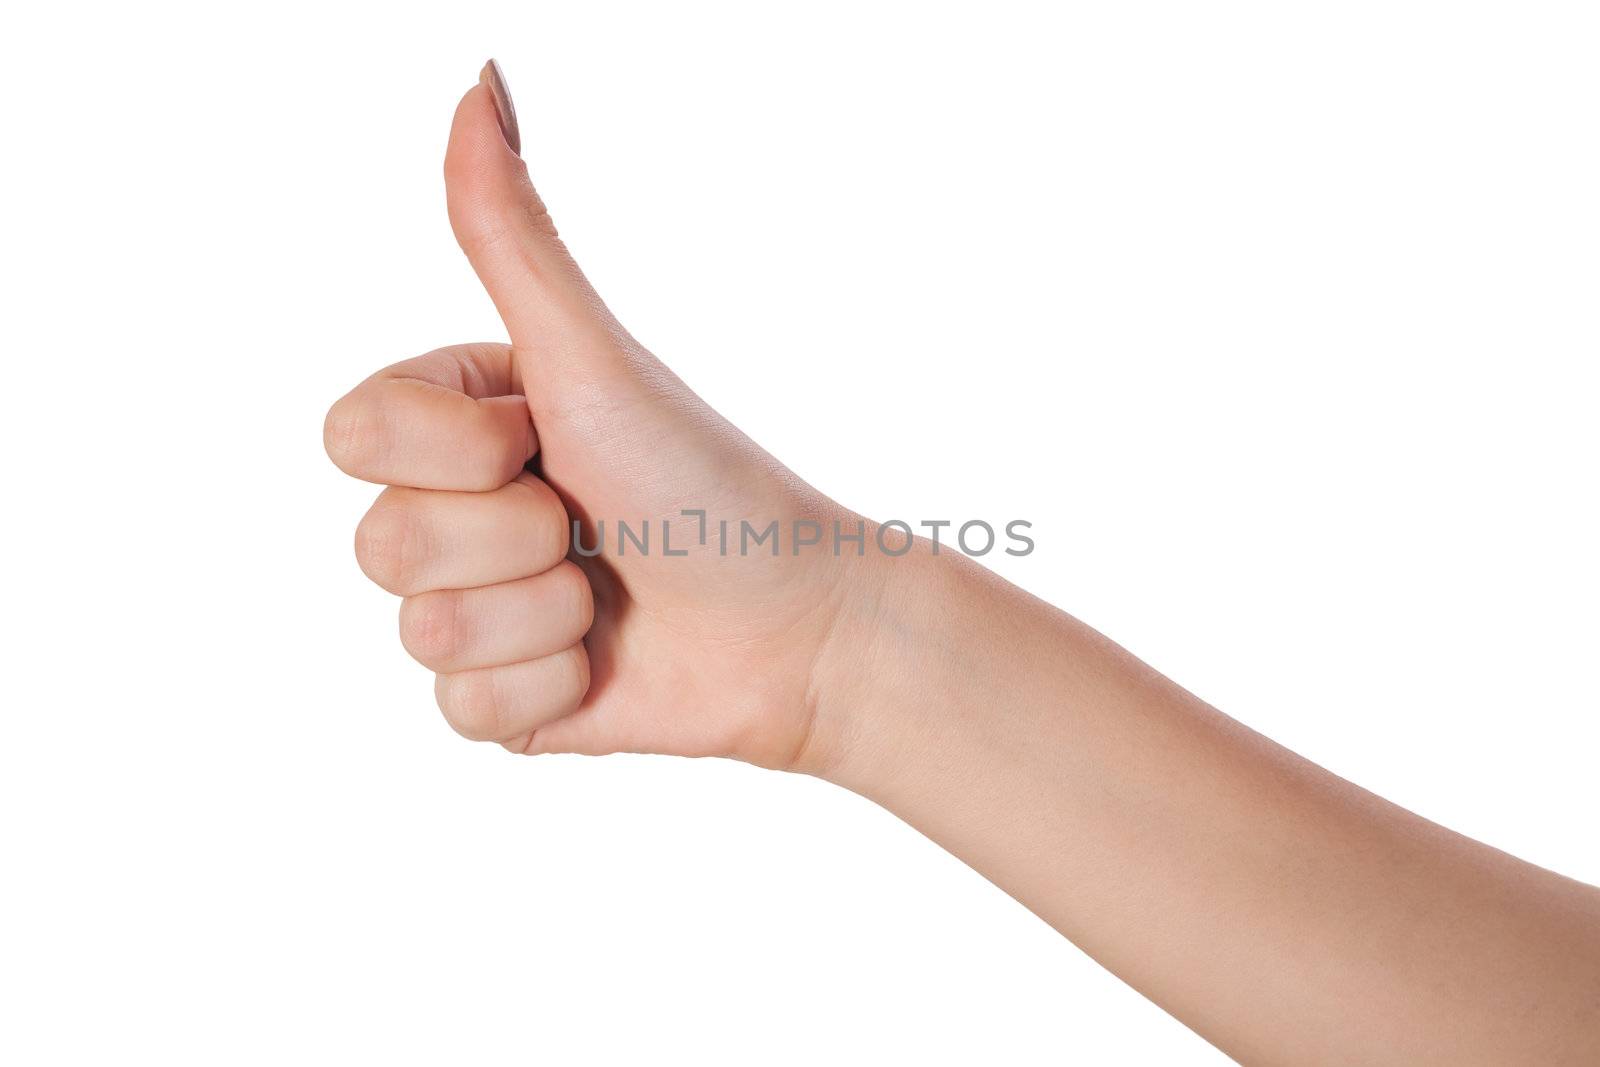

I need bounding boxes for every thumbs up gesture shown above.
[325,62,874,770]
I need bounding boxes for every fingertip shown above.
[444,83,532,247]
[445,82,516,178]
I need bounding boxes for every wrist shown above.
[793,533,971,789]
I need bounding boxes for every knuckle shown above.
[354,494,424,594]
[322,394,363,472]
[400,590,466,669]
[451,188,561,260]
[437,670,506,743]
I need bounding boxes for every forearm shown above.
[808,544,1600,1064]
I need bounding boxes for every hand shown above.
[325,62,871,770]
[323,63,1600,1064]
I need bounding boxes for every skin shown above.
[324,67,1600,1064]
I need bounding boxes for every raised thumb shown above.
[444,61,624,365]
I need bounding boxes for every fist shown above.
[327,343,593,751]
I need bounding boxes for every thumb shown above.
[444,61,623,365]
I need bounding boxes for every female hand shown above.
[326,62,1600,1065]
[325,62,869,770]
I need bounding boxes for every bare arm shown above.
[326,62,1600,1065]
[806,545,1600,1064]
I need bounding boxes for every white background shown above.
[3,2,1597,1063]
